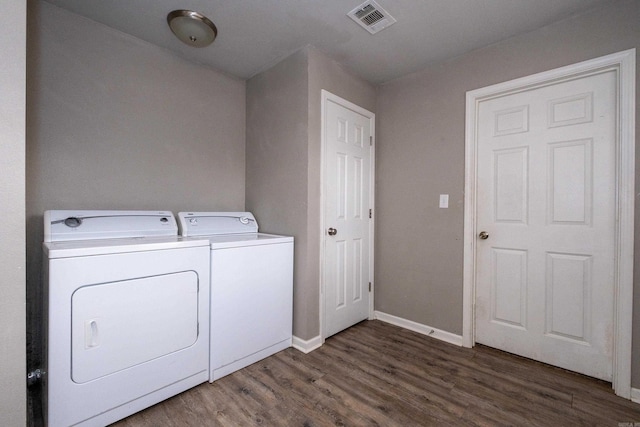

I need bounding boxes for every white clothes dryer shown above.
[178,212,293,381]
[43,210,210,427]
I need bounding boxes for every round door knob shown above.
[479,231,489,240]
[328,227,337,236]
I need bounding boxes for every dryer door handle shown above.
[85,319,100,349]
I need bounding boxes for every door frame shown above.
[320,89,376,341]
[462,49,635,398]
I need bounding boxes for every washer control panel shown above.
[177,212,258,236]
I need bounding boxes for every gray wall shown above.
[0,0,27,424]
[246,46,375,340]
[245,48,311,337]
[26,0,246,371]
[375,0,640,383]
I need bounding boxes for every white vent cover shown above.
[347,1,397,34]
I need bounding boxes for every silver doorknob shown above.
[479,231,489,240]
[328,227,337,236]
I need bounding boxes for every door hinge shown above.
[369,282,372,292]
[27,369,44,387]
[369,209,372,219]
[369,136,373,146]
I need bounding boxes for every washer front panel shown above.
[210,242,293,372]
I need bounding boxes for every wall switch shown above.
[439,194,449,208]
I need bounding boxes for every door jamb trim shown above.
[462,49,635,398]
[320,89,376,342]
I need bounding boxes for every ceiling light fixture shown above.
[167,10,217,48]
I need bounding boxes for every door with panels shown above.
[475,70,616,381]
[323,92,374,339]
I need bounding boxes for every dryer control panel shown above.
[44,210,177,242]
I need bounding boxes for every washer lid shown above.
[178,212,258,236]
[43,210,178,242]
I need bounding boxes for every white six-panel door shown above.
[322,92,374,339]
[475,70,617,381]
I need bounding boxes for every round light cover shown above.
[167,10,217,48]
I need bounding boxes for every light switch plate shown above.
[439,194,449,208]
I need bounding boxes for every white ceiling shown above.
[42,0,614,84]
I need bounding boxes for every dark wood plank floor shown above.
[112,320,640,426]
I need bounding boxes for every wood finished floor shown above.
[112,320,640,426]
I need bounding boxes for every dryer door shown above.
[71,271,199,383]
[45,244,210,427]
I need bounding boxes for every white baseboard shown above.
[293,313,463,353]
[292,334,323,354]
[374,311,463,347]
[631,387,640,404]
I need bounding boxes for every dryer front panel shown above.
[71,271,199,383]
[45,244,210,427]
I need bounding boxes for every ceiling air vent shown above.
[348,1,397,35]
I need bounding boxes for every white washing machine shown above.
[178,212,293,381]
[43,210,210,427]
